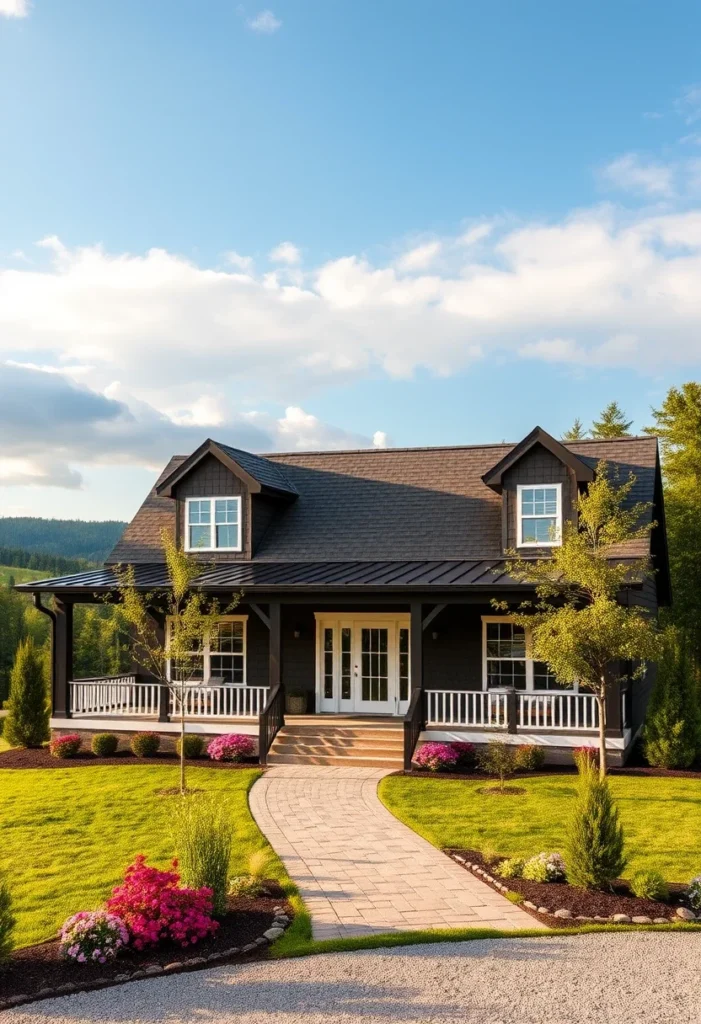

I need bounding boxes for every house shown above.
[17,426,670,769]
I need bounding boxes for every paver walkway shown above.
[249,765,542,939]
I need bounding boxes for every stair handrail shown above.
[259,682,285,766]
[403,688,424,771]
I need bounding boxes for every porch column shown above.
[410,601,423,693]
[269,600,281,687]
[54,599,73,719]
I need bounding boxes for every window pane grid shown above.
[167,618,246,685]
[519,486,559,545]
[187,498,240,550]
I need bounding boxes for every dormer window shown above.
[185,497,241,552]
[517,484,561,547]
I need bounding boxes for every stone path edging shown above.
[249,764,543,939]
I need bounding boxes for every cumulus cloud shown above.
[247,9,282,33]
[269,241,301,265]
[600,153,675,197]
[396,241,441,271]
[0,0,29,17]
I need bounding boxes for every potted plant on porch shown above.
[285,689,308,715]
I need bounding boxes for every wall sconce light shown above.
[432,630,439,641]
[293,626,302,640]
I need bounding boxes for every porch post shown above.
[269,600,281,687]
[410,602,423,693]
[54,599,73,719]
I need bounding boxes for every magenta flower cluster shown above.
[106,855,218,950]
[59,910,129,964]
[49,733,83,759]
[414,742,460,772]
[207,733,256,762]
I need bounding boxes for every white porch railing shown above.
[518,692,599,731]
[426,690,508,728]
[170,685,269,719]
[70,676,160,717]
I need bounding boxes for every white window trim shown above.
[481,615,577,693]
[516,482,562,548]
[184,495,242,553]
[166,614,248,685]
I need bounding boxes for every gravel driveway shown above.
[5,932,699,1024]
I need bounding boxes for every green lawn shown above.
[379,774,701,882]
[0,765,293,948]
[0,564,46,586]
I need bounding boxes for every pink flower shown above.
[207,733,255,762]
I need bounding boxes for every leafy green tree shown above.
[499,461,661,775]
[591,401,633,438]
[643,628,700,768]
[114,530,238,794]
[645,382,701,664]
[562,418,586,441]
[4,636,49,748]
[566,757,626,889]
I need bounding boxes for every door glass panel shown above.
[399,628,409,701]
[324,628,334,699]
[341,628,352,700]
[361,627,389,702]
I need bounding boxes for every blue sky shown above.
[1,0,701,520]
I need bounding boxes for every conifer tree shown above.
[562,418,586,441]
[591,401,633,438]
[3,636,49,748]
[643,628,700,768]
[566,758,626,889]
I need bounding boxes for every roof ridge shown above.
[260,435,657,459]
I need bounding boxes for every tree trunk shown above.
[597,681,607,778]
[179,678,186,796]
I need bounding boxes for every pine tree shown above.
[566,759,626,889]
[591,401,633,438]
[562,418,586,441]
[4,637,49,748]
[643,629,700,768]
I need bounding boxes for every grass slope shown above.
[0,765,296,948]
[379,774,701,880]
[0,565,46,586]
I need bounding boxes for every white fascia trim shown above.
[421,728,630,751]
[50,717,258,737]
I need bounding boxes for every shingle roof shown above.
[213,442,297,495]
[107,434,661,565]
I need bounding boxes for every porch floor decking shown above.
[249,765,543,940]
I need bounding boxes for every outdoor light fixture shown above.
[293,626,302,640]
[432,630,439,641]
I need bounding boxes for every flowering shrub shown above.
[59,910,129,964]
[522,852,566,883]
[130,732,161,757]
[450,741,476,771]
[573,746,598,773]
[106,856,218,950]
[496,857,524,880]
[49,733,83,759]
[207,733,256,763]
[414,742,459,772]
[687,875,701,912]
[513,744,546,771]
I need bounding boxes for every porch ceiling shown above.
[14,558,535,594]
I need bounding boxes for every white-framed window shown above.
[185,496,242,552]
[517,483,562,547]
[166,615,247,685]
[482,616,575,692]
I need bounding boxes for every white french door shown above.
[315,615,410,715]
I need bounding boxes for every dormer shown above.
[482,426,595,554]
[156,439,297,560]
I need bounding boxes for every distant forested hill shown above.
[0,518,126,564]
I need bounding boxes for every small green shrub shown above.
[688,875,701,912]
[228,850,272,899]
[176,734,205,759]
[91,733,119,757]
[0,873,15,964]
[505,891,524,904]
[566,760,626,889]
[170,795,233,917]
[496,857,524,880]
[3,637,49,749]
[514,744,546,771]
[477,741,517,791]
[522,852,566,883]
[130,732,161,758]
[630,869,669,901]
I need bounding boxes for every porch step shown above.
[267,719,404,769]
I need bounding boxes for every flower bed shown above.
[449,848,698,925]
[0,889,292,1009]
[0,747,259,770]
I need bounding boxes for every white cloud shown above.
[457,223,493,247]
[372,431,389,448]
[600,153,675,197]
[0,0,29,17]
[675,84,701,125]
[225,250,254,272]
[269,241,301,264]
[396,241,441,271]
[247,9,282,33]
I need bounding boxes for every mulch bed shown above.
[398,763,701,781]
[0,888,291,1004]
[0,748,260,770]
[449,849,692,926]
